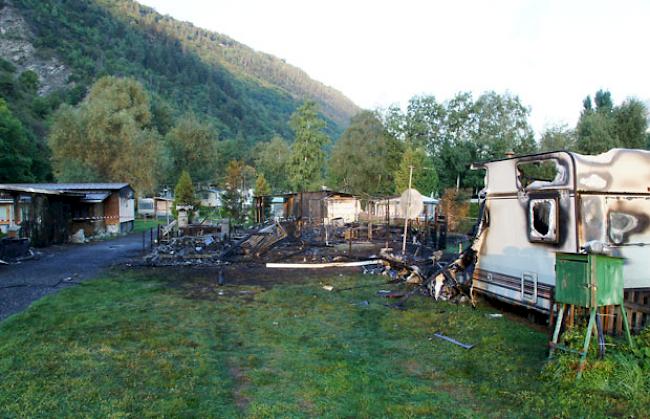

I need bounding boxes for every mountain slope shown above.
[97,0,360,130]
[7,0,358,141]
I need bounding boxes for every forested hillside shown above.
[6,0,357,142]
[95,0,359,129]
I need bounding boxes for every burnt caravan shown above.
[472,149,650,316]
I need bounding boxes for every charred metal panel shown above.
[573,149,650,194]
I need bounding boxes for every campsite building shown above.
[0,183,135,245]
[254,191,361,224]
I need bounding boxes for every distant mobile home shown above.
[472,149,650,320]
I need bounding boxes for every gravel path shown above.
[0,233,148,321]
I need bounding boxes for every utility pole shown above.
[402,165,413,255]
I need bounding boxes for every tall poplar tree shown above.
[288,101,329,191]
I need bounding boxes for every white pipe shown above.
[266,260,383,269]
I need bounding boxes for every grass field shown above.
[0,270,647,418]
[133,218,166,233]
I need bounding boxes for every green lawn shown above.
[133,218,166,233]
[0,271,647,417]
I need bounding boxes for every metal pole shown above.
[402,165,413,255]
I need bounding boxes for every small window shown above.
[528,198,558,243]
[517,159,565,189]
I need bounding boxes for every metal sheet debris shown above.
[431,332,475,350]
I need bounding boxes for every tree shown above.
[403,95,446,150]
[254,136,291,192]
[539,124,576,152]
[18,70,39,94]
[473,91,537,160]
[594,89,613,112]
[328,111,403,195]
[434,92,478,191]
[0,99,34,182]
[221,160,245,223]
[214,139,245,184]
[166,113,218,183]
[173,170,196,207]
[394,146,438,196]
[254,173,271,196]
[172,170,197,220]
[614,98,648,149]
[576,91,648,154]
[150,96,175,135]
[288,101,329,191]
[48,76,164,194]
[253,173,271,221]
[576,111,617,154]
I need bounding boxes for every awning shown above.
[80,192,110,203]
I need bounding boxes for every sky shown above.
[138,0,650,136]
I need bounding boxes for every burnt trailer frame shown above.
[472,148,650,316]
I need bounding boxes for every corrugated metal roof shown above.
[0,183,131,191]
[0,184,62,195]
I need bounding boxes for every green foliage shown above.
[328,111,403,196]
[540,124,576,151]
[213,139,246,185]
[403,95,446,149]
[165,114,218,184]
[254,173,271,197]
[48,76,164,194]
[221,160,255,223]
[172,170,197,214]
[54,159,100,183]
[381,91,535,194]
[18,70,39,94]
[253,136,291,193]
[576,110,617,154]
[576,90,648,154]
[288,101,330,191]
[542,325,650,413]
[149,96,175,136]
[394,146,438,196]
[0,58,16,73]
[11,0,352,145]
[0,98,34,181]
[594,89,613,111]
[614,98,648,149]
[473,91,537,159]
[0,57,67,182]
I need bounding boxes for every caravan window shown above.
[517,159,564,189]
[528,198,558,243]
